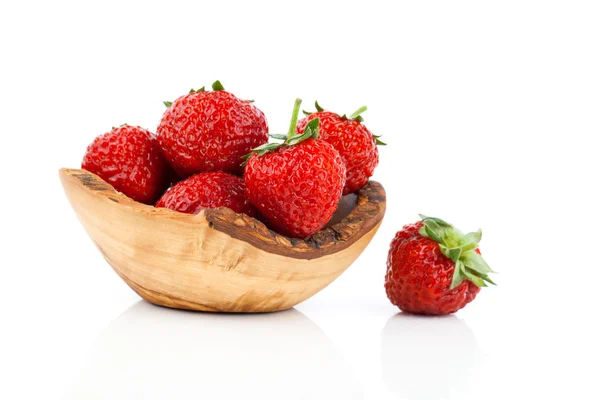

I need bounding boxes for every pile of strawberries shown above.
[82,81,383,239]
[81,80,495,316]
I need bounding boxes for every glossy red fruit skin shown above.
[244,139,346,239]
[385,222,481,315]
[297,111,378,195]
[156,171,257,217]
[82,125,169,205]
[157,90,268,177]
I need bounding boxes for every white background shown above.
[1,1,599,399]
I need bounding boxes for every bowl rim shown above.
[60,168,386,260]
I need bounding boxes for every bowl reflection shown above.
[69,301,362,399]
[381,313,483,400]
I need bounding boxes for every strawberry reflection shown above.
[381,313,483,399]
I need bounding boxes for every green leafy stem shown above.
[241,98,319,166]
[419,215,496,290]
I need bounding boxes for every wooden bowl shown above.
[59,168,386,312]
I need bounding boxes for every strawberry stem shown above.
[242,98,320,165]
[349,106,367,119]
[287,98,302,140]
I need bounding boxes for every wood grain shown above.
[59,168,386,312]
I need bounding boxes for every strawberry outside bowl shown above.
[59,168,386,312]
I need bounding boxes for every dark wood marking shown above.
[325,193,357,228]
[64,168,150,207]
[204,181,386,259]
[74,172,110,191]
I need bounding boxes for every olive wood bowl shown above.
[59,168,386,312]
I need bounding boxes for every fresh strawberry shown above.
[385,215,495,315]
[156,171,257,217]
[297,102,384,195]
[243,99,346,239]
[157,80,268,177]
[82,124,169,205]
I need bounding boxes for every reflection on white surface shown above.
[69,301,362,400]
[381,313,482,400]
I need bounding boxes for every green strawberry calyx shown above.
[189,86,206,94]
[163,81,223,108]
[302,100,366,121]
[241,98,319,166]
[211,80,225,91]
[302,101,386,146]
[419,215,496,290]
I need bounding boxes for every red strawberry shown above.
[297,102,384,195]
[243,99,346,239]
[385,215,495,315]
[157,80,268,177]
[156,171,257,217]
[82,125,169,205]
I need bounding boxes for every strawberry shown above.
[297,102,384,195]
[82,124,169,205]
[243,99,346,239]
[157,80,268,177]
[385,215,495,315]
[156,171,257,217]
